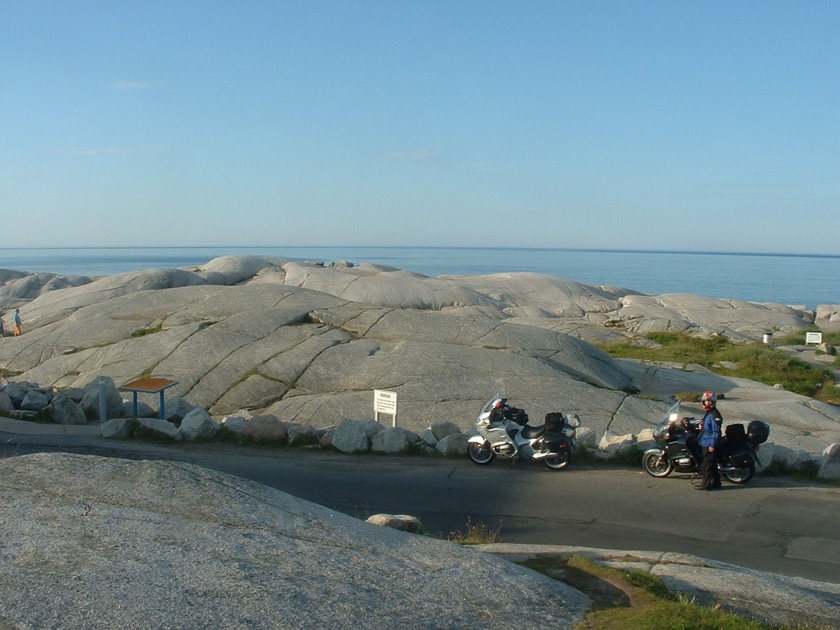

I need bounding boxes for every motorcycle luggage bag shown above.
[508,408,529,426]
[727,451,753,467]
[544,412,565,433]
[747,420,770,445]
[725,423,747,450]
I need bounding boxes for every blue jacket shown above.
[699,409,723,448]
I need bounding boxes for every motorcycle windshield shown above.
[481,394,502,415]
[656,402,681,432]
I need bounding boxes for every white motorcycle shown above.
[467,395,580,470]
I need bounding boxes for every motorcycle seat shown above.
[519,424,545,439]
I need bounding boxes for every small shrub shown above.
[131,325,163,338]
[215,425,255,446]
[611,445,644,467]
[448,518,501,544]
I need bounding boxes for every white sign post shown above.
[374,389,398,427]
[805,332,823,346]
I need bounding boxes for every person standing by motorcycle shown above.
[698,391,723,490]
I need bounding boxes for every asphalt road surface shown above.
[4,434,839,585]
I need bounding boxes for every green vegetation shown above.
[607,445,644,467]
[448,518,501,544]
[0,367,22,381]
[522,555,802,629]
[675,391,702,402]
[599,332,840,406]
[131,324,163,338]
[452,492,833,630]
[774,330,840,346]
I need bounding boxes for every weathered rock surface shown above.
[0,453,590,629]
[484,544,840,630]
[0,256,837,461]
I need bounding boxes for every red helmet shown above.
[701,391,717,410]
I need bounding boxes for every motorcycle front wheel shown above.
[723,460,755,484]
[544,450,571,470]
[468,441,495,465]
[642,452,674,477]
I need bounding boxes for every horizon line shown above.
[1,245,839,259]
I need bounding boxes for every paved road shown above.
[3,431,839,584]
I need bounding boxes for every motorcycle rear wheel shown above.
[468,441,495,465]
[723,460,755,484]
[544,450,571,470]
[642,452,674,477]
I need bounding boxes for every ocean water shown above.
[0,246,837,310]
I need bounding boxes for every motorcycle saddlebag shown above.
[544,412,565,433]
[727,451,753,467]
[725,423,747,450]
[747,420,770,445]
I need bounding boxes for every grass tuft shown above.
[131,325,163,338]
[448,518,502,544]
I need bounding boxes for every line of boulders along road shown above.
[3,376,840,480]
[0,376,471,455]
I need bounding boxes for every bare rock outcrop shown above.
[0,452,590,629]
[0,257,836,460]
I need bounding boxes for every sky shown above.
[2,1,839,254]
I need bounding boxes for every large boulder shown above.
[818,444,840,480]
[371,427,419,453]
[80,377,125,421]
[436,433,468,456]
[0,391,13,413]
[101,417,137,439]
[180,408,220,442]
[20,389,49,413]
[50,395,87,425]
[286,422,322,446]
[366,513,424,534]
[136,417,181,441]
[0,453,590,629]
[332,418,385,453]
[242,415,288,442]
[430,421,462,440]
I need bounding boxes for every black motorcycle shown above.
[642,402,769,484]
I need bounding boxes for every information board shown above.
[374,389,398,427]
[805,332,823,346]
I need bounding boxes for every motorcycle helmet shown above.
[701,391,717,411]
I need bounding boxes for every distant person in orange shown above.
[13,309,22,336]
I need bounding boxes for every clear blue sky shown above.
[2,1,839,253]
